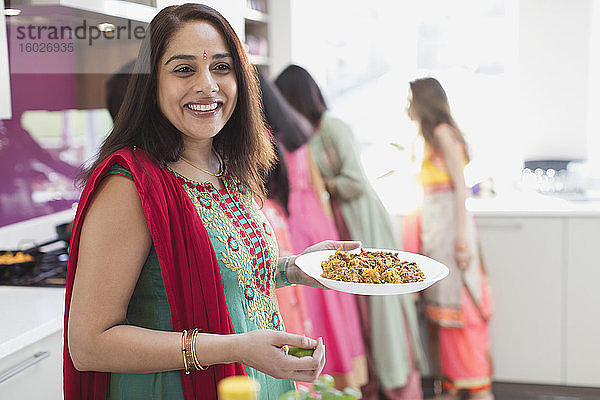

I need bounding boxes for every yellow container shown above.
[218,376,260,400]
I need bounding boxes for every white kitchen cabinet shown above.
[476,217,565,384]
[565,217,600,387]
[0,330,63,399]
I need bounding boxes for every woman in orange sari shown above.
[407,77,494,400]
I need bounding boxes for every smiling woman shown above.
[157,22,238,155]
[80,3,270,200]
[62,4,352,400]
[157,21,238,185]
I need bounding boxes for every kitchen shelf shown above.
[244,8,268,23]
[243,0,270,73]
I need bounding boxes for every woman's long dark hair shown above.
[81,3,274,199]
[409,77,468,159]
[257,71,316,215]
[105,59,135,120]
[265,141,290,214]
[274,65,327,128]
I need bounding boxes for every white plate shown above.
[294,248,449,295]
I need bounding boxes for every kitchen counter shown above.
[467,191,600,217]
[0,287,65,360]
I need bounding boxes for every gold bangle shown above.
[181,330,190,374]
[191,328,207,371]
[185,328,195,372]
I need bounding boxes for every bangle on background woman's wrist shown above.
[279,256,293,286]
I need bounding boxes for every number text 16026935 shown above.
[18,42,74,53]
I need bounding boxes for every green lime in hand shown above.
[287,346,315,358]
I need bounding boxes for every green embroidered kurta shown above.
[308,113,429,389]
[106,165,294,399]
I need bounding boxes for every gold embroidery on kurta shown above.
[177,175,283,331]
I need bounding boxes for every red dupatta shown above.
[63,148,246,400]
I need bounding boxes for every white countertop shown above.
[0,287,65,359]
[467,191,600,217]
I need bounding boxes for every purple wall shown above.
[0,6,81,228]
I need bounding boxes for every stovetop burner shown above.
[0,246,67,287]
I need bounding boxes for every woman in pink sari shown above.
[282,144,368,390]
[258,70,366,389]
